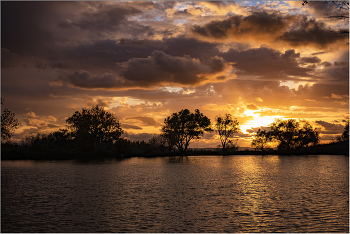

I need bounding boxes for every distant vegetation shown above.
[1,102,349,160]
[251,119,320,152]
[1,98,20,142]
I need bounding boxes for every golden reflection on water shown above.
[1,156,349,233]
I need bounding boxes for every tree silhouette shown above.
[148,134,175,152]
[270,119,319,150]
[21,129,73,149]
[297,122,320,148]
[1,98,20,142]
[66,105,124,145]
[251,129,273,151]
[341,122,349,141]
[162,109,212,154]
[215,114,240,152]
[337,121,349,142]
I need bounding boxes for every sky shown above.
[1,1,349,148]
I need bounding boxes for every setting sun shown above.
[1,0,348,149]
[1,1,349,233]
[240,109,283,134]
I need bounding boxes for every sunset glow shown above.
[1,1,348,148]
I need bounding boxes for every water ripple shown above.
[2,155,349,232]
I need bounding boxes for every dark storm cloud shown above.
[334,61,348,66]
[46,39,162,71]
[119,50,227,87]
[121,124,143,130]
[221,47,313,79]
[315,120,345,134]
[279,16,348,48]
[52,51,228,89]
[56,2,156,39]
[319,60,349,83]
[311,51,327,56]
[192,11,293,39]
[57,4,141,32]
[1,1,157,64]
[126,116,158,126]
[325,66,349,83]
[295,83,349,100]
[320,61,332,67]
[36,37,221,74]
[163,36,221,58]
[300,56,321,64]
[191,11,348,48]
[52,71,126,89]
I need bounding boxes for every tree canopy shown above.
[252,119,319,151]
[162,109,211,154]
[251,129,273,151]
[215,114,240,151]
[66,105,124,144]
[338,121,349,142]
[270,119,319,150]
[1,98,20,142]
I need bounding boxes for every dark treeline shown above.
[1,102,349,160]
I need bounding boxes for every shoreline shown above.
[2,141,348,161]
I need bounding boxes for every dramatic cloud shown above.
[192,11,348,48]
[57,6,141,31]
[279,16,349,48]
[192,11,294,40]
[316,120,346,134]
[300,56,322,64]
[120,50,230,86]
[126,116,159,126]
[52,51,231,89]
[52,71,126,89]
[1,1,348,147]
[121,124,143,130]
[222,47,314,79]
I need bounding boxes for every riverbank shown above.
[1,141,348,160]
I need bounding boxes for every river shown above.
[1,155,349,232]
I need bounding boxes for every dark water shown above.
[2,155,349,233]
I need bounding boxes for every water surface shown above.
[2,155,349,232]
